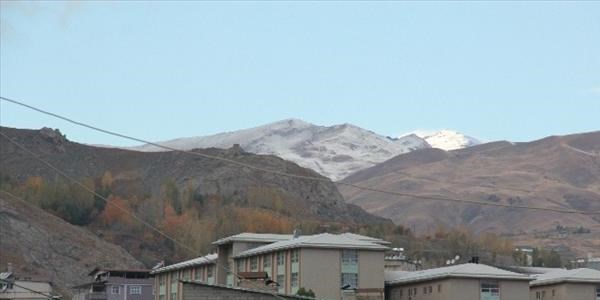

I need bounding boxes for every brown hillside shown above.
[0,192,144,299]
[340,131,600,256]
[0,126,388,265]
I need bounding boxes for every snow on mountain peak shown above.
[404,129,480,151]
[128,119,430,180]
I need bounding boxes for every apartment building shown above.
[529,268,600,300]
[232,233,389,300]
[150,254,217,300]
[212,233,295,287]
[385,263,531,300]
[72,268,152,300]
[151,232,390,300]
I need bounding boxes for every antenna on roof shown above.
[293,229,302,239]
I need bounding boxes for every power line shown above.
[1,96,599,216]
[0,132,290,300]
[0,131,199,254]
[0,279,59,299]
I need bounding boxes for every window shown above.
[414,287,417,295]
[183,269,190,280]
[438,284,442,293]
[159,295,165,300]
[277,252,285,266]
[423,287,427,294]
[250,257,258,271]
[277,274,285,293]
[111,286,120,294]
[341,249,358,289]
[263,254,271,269]
[129,286,141,295]
[596,287,600,300]
[237,259,245,273]
[399,289,403,297]
[552,289,555,297]
[291,273,299,287]
[429,286,432,294]
[342,250,358,265]
[341,273,358,289]
[207,266,214,284]
[481,281,499,300]
[194,267,202,281]
[291,250,299,263]
[536,291,540,300]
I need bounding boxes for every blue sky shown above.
[1,1,599,146]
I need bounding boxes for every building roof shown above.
[503,266,565,275]
[150,253,218,274]
[234,233,389,258]
[530,268,600,286]
[385,263,531,285]
[212,233,294,245]
[339,233,392,245]
[87,268,150,276]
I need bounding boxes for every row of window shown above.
[237,250,300,273]
[158,266,214,287]
[394,284,442,298]
[110,285,142,295]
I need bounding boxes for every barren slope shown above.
[341,131,600,255]
[0,193,143,298]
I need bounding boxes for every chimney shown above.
[293,229,301,239]
[7,263,12,273]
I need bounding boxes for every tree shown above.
[296,287,315,298]
[163,179,182,214]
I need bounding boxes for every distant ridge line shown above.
[2,96,599,215]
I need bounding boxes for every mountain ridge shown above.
[123,119,477,180]
[340,130,600,256]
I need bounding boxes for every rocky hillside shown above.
[341,131,600,256]
[0,192,144,299]
[0,126,388,264]
[127,119,431,180]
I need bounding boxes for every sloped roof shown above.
[385,263,531,285]
[530,268,600,286]
[339,233,391,245]
[212,233,294,245]
[150,253,218,274]
[235,233,388,258]
[503,266,565,275]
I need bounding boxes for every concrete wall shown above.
[497,280,530,300]
[530,282,597,300]
[0,281,53,300]
[359,251,385,291]
[386,278,530,300]
[300,248,341,300]
[217,244,233,285]
[181,282,306,300]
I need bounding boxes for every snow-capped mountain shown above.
[128,119,430,180]
[409,129,481,151]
